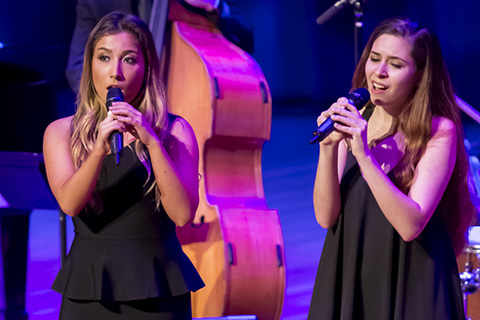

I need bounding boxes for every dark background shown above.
[1,0,479,153]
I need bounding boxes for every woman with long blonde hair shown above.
[43,11,204,319]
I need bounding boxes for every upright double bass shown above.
[153,1,286,319]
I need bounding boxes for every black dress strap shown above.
[361,103,375,122]
[168,113,179,123]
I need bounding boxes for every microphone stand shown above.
[316,0,365,65]
[353,0,364,64]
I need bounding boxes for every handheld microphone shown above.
[106,87,124,164]
[309,88,370,145]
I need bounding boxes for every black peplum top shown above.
[52,140,205,301]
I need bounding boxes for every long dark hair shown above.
[352,17,476,255]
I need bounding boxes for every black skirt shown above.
[59,293,192,320]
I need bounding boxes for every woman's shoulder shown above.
[47,115,73,128]
[429,116,457,146]
[168,114,192,134]
[432,116,456,136]
[44,116,73,139]
[166,114,198,150]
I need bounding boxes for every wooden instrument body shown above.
[165,3,285,319]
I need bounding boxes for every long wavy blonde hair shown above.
[351,18,476,255]
[69,11,169,212]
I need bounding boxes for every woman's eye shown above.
[391,63,402,69]
[369,57,380,62]
[124,57,136,65]
[99,55,110,62]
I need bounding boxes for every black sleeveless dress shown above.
[308,151,464,319]
[52,133,204,317]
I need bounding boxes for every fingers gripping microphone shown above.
[106,87,124,164]
[309,88,370,145]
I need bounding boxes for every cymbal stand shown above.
[460,246,480,320]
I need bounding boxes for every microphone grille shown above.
[348,88,370,109]
[106,88,124,109]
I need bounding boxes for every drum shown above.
[458,227,480,319]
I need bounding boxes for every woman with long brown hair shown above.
[309,17,476,319]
